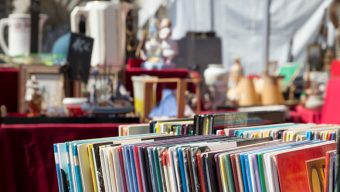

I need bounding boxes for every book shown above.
[275,142,336,192]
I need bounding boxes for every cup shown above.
[0,13,47,56]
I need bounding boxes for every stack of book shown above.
[54,134,274,192]
[53,112,339,192]
[193,111,286,135]
[119,119,195,136]
[219,123,340,142]
[54,134,339,192]
[118,111,287,137]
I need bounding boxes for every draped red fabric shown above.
[0,123,120,192]
[0,68,19,112]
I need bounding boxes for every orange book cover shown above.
[275,142,336,192]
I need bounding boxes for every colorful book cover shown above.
[196,151,206,192]
[133,145,144,192]
[230,154,241,192]
[275,142,336,192]
[58,142,74,192]
[118,146,128,192]
[92,142,112,192]
[177,147,187,192]
[324,151,335,192]
[240,154,249,192]
[244,154,253,192]
[147,147,157,191]
[235,154,245,192]
[129,145,139,192]
[123,145,133,192]
[257,154,267,192]
[252,154,262,191]
[70,143,83,192]
[306,157,325,192]
[54,144,63,192]
[225,154,236,192]
[87,144,98,192]
[219,155,228,192]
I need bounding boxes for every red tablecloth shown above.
[0,67,19,112]
[289,105,322,123]
[0,123,121,192]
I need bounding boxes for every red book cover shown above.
[118,146,128,192]
[275,142,336,192]
[162,150,168,166]
[196,152,206,192]
[327,133,332,141]
[133,146,143,192]
[230,154,240,192]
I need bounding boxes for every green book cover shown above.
[153,148,163,192]
[257,154,267,192]
[225,154,236,192]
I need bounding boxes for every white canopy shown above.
[138,0,334,74]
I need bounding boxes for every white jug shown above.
[0,13,47,56]
[71,1,132,71]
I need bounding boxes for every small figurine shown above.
[227,58,244,104]
[141,17,178,70]
[26,76,43,116]
[159,18,178,68]
[141,17,163,69]
[229,57,244,87]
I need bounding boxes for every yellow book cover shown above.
[87,144,98,192]
[219,155,229,191]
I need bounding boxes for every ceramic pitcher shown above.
[71,1,132,70]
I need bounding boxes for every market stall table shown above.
[289,105,322,124]
[0,122,134,192]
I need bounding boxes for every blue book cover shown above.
[128,145,139,192]
[123,145,134,192]
[63,142,74,192]
[54,144,63,192]
[240,154,249,192]
[331,132,335,140]
[147,147,157,191]
[71,144,83,192]
[177,147,187,192]
[244,154,253,192]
